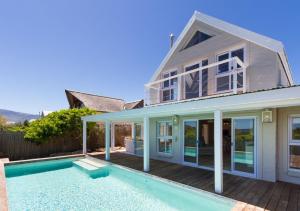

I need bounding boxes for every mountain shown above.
[0,109,39,123]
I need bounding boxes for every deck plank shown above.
[90,152,300,211]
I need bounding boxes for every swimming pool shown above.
[5,157,235,210]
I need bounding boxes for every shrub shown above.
[24,108,96,144]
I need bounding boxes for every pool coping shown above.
[0,154,85,211]
[0,161,8,211]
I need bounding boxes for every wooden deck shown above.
[92,152,300,211]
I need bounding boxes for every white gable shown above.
[149,11,293,85]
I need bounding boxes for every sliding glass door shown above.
[183,120,198,164]
[183,117,256,177]
[232,118,256,176]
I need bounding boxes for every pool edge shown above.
[86,156,238,208]
[5,154,85,166]
[1,154,85,211]
[0,161,8,211]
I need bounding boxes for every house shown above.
[65,89,143,112]
[81,11,300,194]
[66,89,143,148]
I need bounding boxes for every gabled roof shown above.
[124,100,144,110]
[150,11,293,85]
[65,90,143,112]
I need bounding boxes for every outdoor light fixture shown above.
[262,109,272,123]
[172,115,179,125]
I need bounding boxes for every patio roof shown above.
[82,86,300,122]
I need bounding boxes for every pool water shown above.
[5,158,234,211]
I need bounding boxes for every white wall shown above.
[153,21,289,101]
[148,110,278,182]
[277,107,300,184]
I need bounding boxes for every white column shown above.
[105,121,111,160]
[233,59,238,94]
[131,123,136,141]
[83,120,87,154]
[243,67,246,93]
[143,116,150,172]
[111,123,115,150]
[214,110,223,193]
[177,75,181,101]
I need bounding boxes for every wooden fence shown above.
[0,132,85,161]
[0,124,132,161]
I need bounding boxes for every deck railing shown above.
[144,57,246,106]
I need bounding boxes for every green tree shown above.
[0,115,7,130]
[24,108,96,144]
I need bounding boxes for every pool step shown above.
[73,158,106,171]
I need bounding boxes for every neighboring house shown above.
[82,11,300,193]
[66,89,143,149]
[65,89,143,112]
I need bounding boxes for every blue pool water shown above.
[5,158,235,211]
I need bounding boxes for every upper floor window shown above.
[162,71,177,102]
[183,31,213,50]
[217,48,244,74]
[289,116,300,170]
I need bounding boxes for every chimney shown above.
[169,33,175,48]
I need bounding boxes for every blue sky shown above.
[0,0,299,114]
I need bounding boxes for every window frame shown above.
[288,115,300,172]
[183,31,213,50]
[156,121,173,155]
[215,47,245,93]
[183,58,209,100]
[134,123,143,142]
[216,48,245,75]
[161,70,178,102]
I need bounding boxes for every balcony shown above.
[144,57,246,106]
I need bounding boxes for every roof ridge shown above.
[65,89,125,102]
[125,99,143,104]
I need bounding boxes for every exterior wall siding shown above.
[277,106,300,184]
[147,109,278,182]
[154,26,288,103]
[247,43,278,91]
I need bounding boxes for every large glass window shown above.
[217,48,244,74]
[183,31,213,50]
[184,59,208,99]
[233,118,255,174]
[289,117,300,170]
[216,48,244,92]
[157,121,173,154]
[135,124,143,141]
[185,64,200,99]
[162,71,177,102]
[201,60,208,97]
[216,75,230,92]
[217,53,229,73]
[231,48,244,69]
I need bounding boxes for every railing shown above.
[144,57,246,106]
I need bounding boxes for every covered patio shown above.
[81,86,300,194]
[91,151,300,211]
